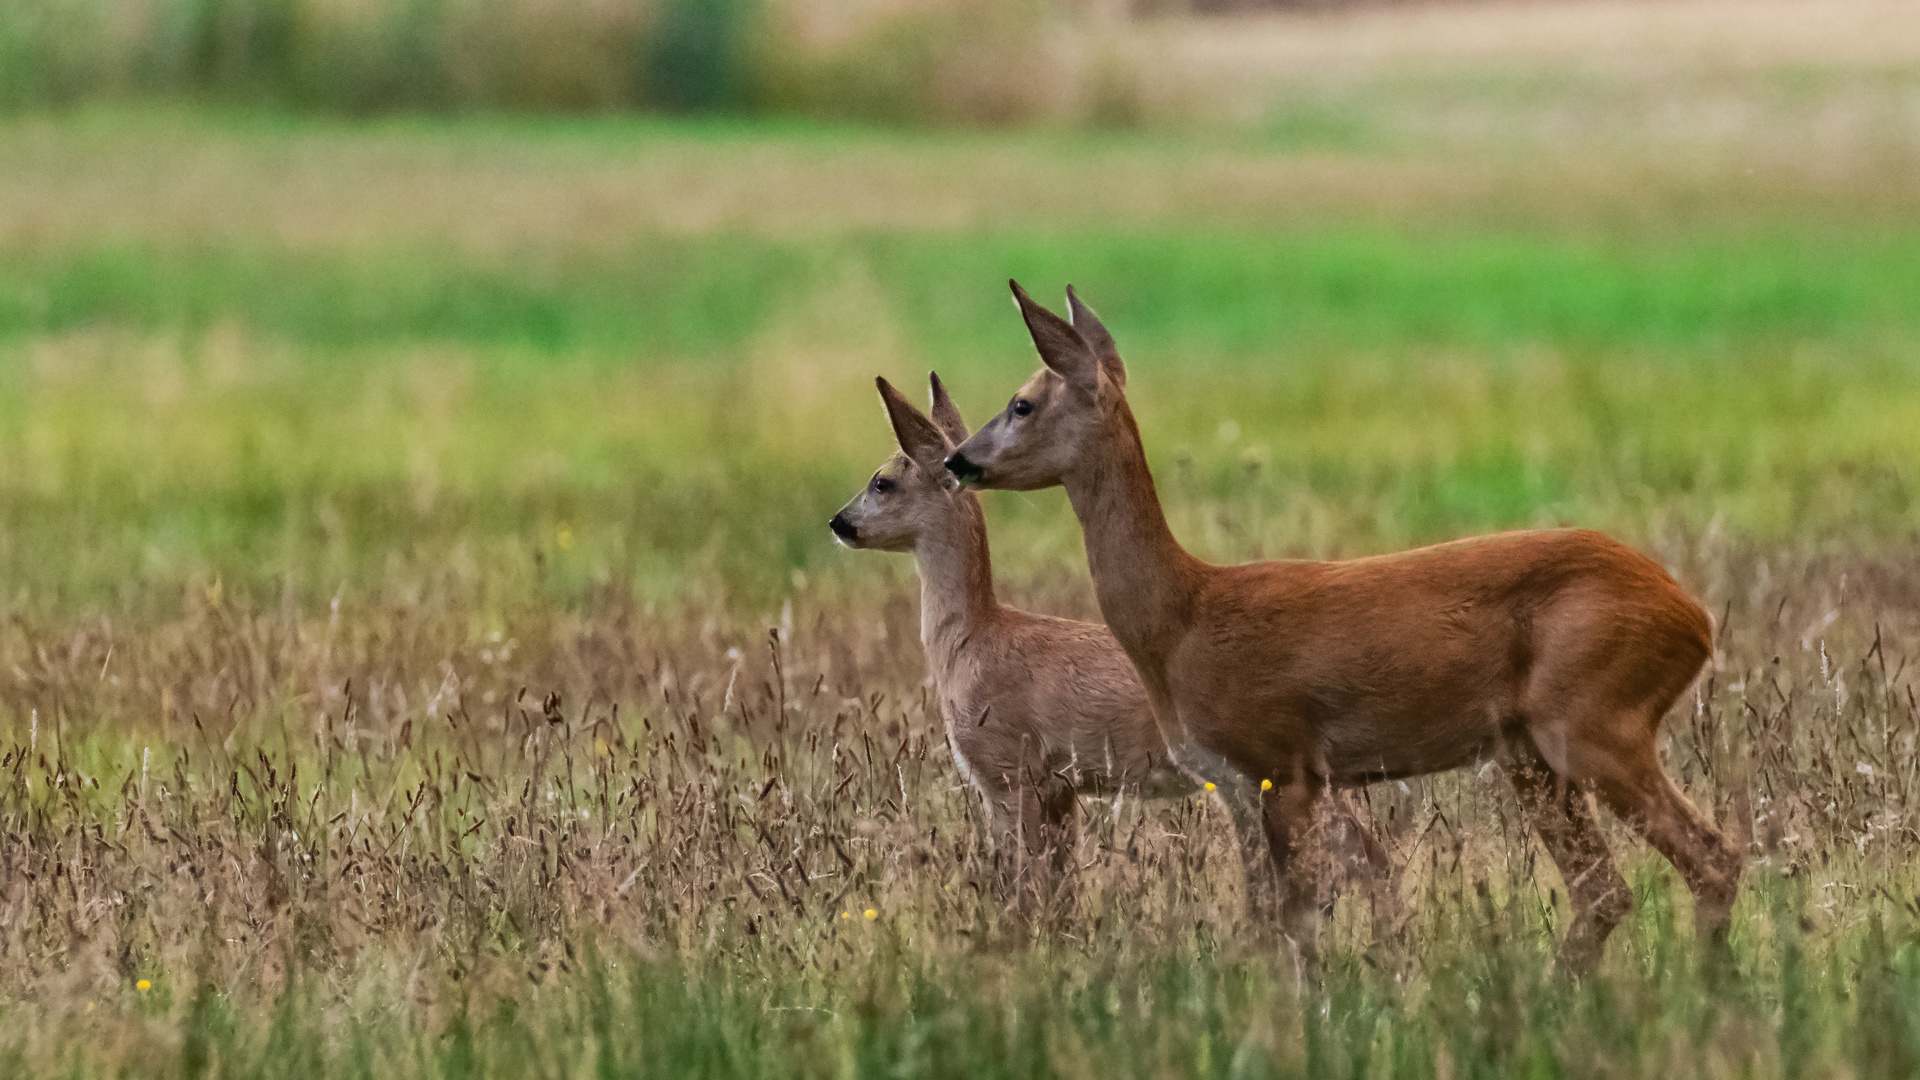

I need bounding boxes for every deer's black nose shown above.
[828,513,858,541]
[944,452,982,486]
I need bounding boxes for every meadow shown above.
[6,2,1920,1075]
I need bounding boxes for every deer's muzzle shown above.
[944,452,983,489]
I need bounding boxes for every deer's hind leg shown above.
[1501,738,1632,973]
[1587,745,1742,952]
[1524,607,1740,961]
[1526,691,1741,961]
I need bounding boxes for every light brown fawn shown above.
[944,283,1741,969]
[832,374,1394,927]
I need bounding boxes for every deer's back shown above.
[1164,529,1710,783]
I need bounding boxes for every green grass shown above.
[8,225,1918,357]
[4,218,1918,608]
[34,897,1920,1080]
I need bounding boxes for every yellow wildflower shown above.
[136,980,151,992]
[863,908,878,920]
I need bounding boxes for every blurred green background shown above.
[2,0,1918,614]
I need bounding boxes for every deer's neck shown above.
[913,493,998,671]
[1064,404,1203,659]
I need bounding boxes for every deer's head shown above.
[829,373,970,552]
[944,281,1125,492]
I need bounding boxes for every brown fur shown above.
[945,283,1741,968]
[834,374,1396,928]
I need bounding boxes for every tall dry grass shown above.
[7,530,1920,1075]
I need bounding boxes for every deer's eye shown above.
[1011,399,1033,418]
[871,477,894,494]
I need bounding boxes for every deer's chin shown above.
[844,530,914,553]
[973,470,1058,493]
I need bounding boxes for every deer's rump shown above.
[1164,529,1712,785]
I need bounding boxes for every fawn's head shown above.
[944,281,1125,492]
[829,373,970,552]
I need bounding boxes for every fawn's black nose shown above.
[944,452,982,486]
[828,513,858,541]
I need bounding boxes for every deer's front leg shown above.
[985,762,1080,935]
[1218,780,1280,925]
[1262,771,1328,965]
[1030,771,1081,922]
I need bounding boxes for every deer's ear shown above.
[878,376,949,468]
[1010,280,1098,389]
[927,371,968,444]
[1066,285,1125,388]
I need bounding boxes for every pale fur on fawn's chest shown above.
[930,652,989,792]
[945,723,984,792]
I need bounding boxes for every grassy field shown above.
[6,3,1920,1075]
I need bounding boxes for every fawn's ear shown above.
[878,376,950,468]
[1066,285,1125,388]
[1010,280,1098,389]
[927,371,968,444]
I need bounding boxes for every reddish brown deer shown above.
[944,282,1740,969]
[832,373,1395,929]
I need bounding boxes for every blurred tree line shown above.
[0,0,1181,124]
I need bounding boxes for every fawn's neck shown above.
[1063,403,1203,659]
[913,492,999,670]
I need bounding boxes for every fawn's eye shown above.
[871,477,894,494]
[1011,399,1033,418]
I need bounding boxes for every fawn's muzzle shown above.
[828,513,858,542]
